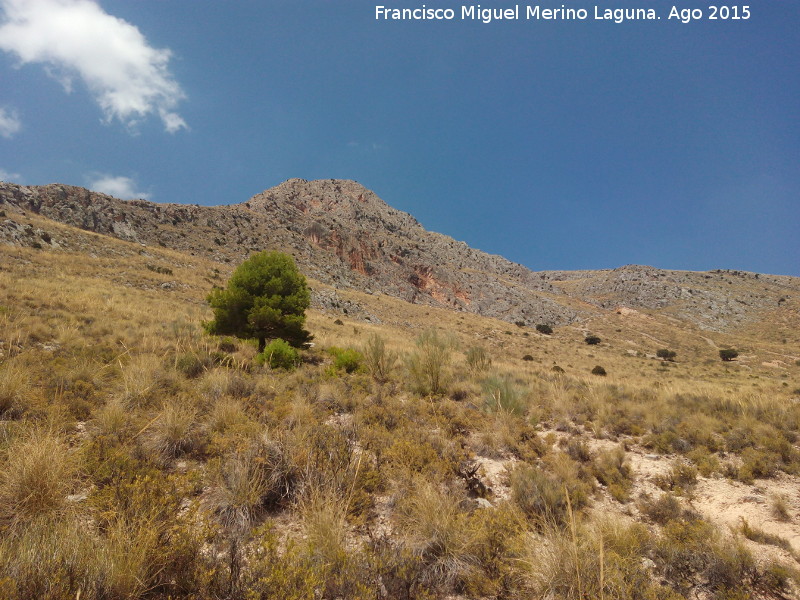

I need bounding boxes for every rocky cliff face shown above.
[1,178,797,331]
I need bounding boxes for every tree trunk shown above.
[258,336,266,353]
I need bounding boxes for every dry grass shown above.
[0,211,798,599]
[0,427,81,529]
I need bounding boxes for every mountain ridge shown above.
[1,178,797,332]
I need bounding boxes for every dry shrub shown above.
[91,397,130,440]
[207,434,298,533]
[144,400,203,461]
[510,458,591,528]
[0,428,81,529]
[520,518,669,600]
[395,478,476,589]
[362,333,398,383]
[592,445,634,502]
[120,353,163,406]
[0,361,30,418]
[405,329,455,396]
[207,397,251,434]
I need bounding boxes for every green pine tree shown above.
[205,251,312,352]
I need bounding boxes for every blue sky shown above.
[1,1,798,276]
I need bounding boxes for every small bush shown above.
[0,429,81,528]
[585,335,601,345]
[333,318,344,325]
[362,334,398,382]
[719,348,739,361]
[406,329,455,396]
[0,362,30,418]
[327,346,364,373]
[591,365,607,376]
[687,446,719,477]
[770,493,791,522]
[551,365,565,373]
[737,447,779,483]
[256,338,300,370]
[482,375,527,416]
[145,401,202,461]
[591,446,633,502]
[175,351,211,378]
[655,459,698,494]
[466,346,491,373]
[536,324,553,335]
[639,493,688,525]
[522,354,534,362]
[510,464,570,526]
[657,348,677,361]
[146,263,173,275]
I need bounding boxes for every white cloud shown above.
[0,106,21,138]
[0,167,22,181]
[87,174,150,200]
[0,0,186,133]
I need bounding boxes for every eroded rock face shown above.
[1,179,797,330]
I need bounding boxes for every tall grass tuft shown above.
[0,361,30,418]
[0,427,81,529]
[406,328,455,396]
[362,333,398,383]
[482,374,527,416]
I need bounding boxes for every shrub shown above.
[256,338,300,370]
[462,504,525,597]
[737,447,779,483]
[585,335,601,345]
[333,318,344,326]
[592,446,633,502]
[657,348,677,361]
[146,263,173,275]
[522,354,534,362]
[719,348,739,361]
[395,479,476,589]
[466,346,491,373]
[406,329,455,396]
[770,493,791,522]
[638,493,689,525]
[327,346,364,374]
[591,365,607,376]
[510,464,570,526]
[536,324,553,335]
[687,446,719,477]
[362,334,397,383]
[655,459,698,494]
[144,401,202,461]
[0,428,81,529]
[175,351,211,378]
[243,523,322,599]
[482,375,527,416]
[0,362,29,418]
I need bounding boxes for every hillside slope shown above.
[1,178,798,333]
